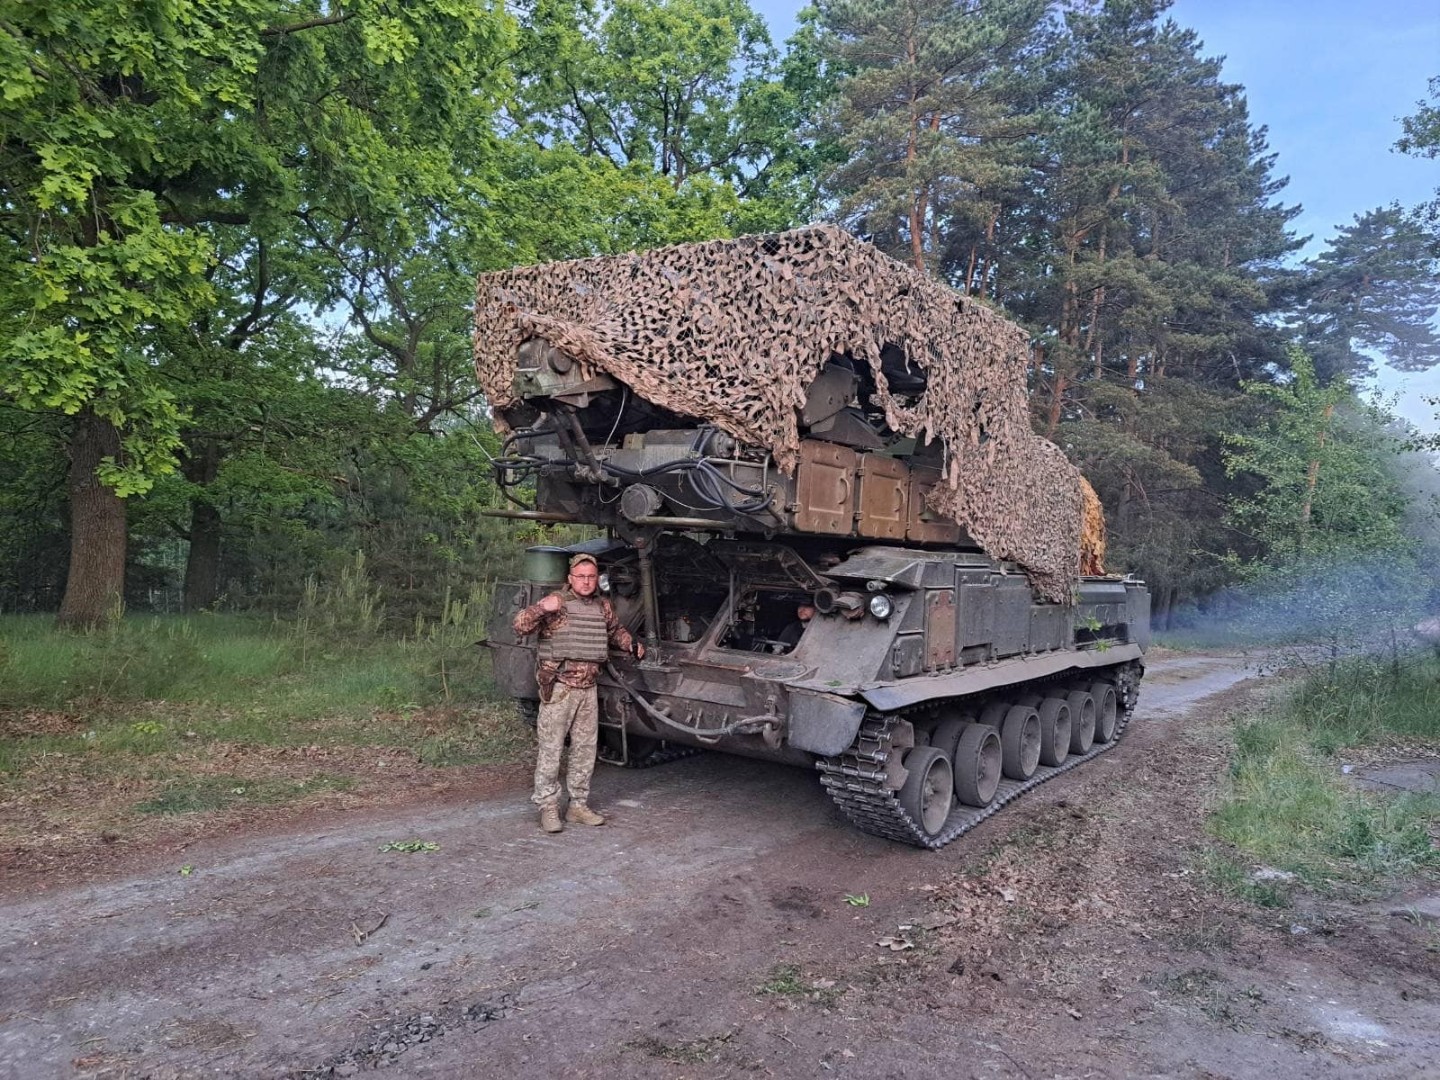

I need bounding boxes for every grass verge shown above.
[1208,653,1440,896]
[0,613,532,862]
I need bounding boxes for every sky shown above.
[750,0,1440,431]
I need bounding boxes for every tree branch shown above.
[261,12,356,37]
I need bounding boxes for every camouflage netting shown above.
[474,225,1103,601]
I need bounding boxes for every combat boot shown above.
[565,802,605,827]
[539,804,563,833]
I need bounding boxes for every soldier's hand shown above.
[634,642,646,661]
[538,594,563,614]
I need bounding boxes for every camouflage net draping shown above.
[474,225,1103,601]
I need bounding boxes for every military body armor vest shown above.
[538,596,611,662]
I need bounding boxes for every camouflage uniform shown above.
[512,587,636,812]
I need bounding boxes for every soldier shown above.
[774,602,815,653]
[512,553,644,833]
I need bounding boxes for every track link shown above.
[621,741,702,769]
[817,662,1143,849]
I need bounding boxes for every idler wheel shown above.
[1000,705,1041,780]
[1091,682,1119,743]
[1066,690,1097,754]
[953,724,1002,807]
[1037,698,1071,767]
[898,746,954,837]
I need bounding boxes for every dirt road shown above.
[3,652,1438,1079]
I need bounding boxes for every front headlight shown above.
[598,572,612,593]
[868,593,894,620]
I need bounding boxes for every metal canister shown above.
[523,546,570,585]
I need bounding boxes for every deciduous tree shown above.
[0,0,512,625]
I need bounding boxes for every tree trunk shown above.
[904,33,926,272]
[1299,403,1335,529]
[57,410,127,630]
[1046,369,1067,437]
[1086,230,1108,379]
[981,210,998,299]
[182,440,223,612]
[183,500,223,612]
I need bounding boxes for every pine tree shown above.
[815,0,1048,271]
[1294,206,1440,381]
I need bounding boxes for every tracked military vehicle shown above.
[475,226,1147,849]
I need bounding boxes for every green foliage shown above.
[1062,377,1238,617]
[1396,75,1440,224]
[1295,206,1440,381]
[1225,349,1412,565]
[511,0,825,233]
[0,0,530,627]
[813,0,1308,621]
[0,0,508,491]
[1209,655,1440,889]
[0,0,1430,640]
[1218,348,1421,653]
[0,407,67,612]
[378,840,441,853]
[0,613,494,717]
[817,0,1047,270]
[296,553,387,644]
[1200,853,1293,909]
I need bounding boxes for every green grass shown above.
[1209,653,1440,893]
[0,613,531,830]
[756,964,843,1006]
[135,774,355,815]
[0,613,493,715]
[1199,852,1295,908]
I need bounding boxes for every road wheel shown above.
[929,717,969,765]
[1000,705,1041,780]
[899,746,954,837]
[979,701,1008,728]
[1038,698,1071,766]
[953,724,1001,807]
[1091,682,1119,743]
[1066,690,1096,754]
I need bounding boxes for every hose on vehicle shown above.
[605,663,774,744]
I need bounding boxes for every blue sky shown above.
[750,0,1440,430]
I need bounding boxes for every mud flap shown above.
[787,691,868,756]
